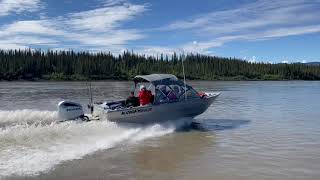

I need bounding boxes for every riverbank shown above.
[1,49,320,82]
[2,73,320,81]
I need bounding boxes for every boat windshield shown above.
[135,80,200,104]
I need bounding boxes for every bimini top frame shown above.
[133,74,182,86]
[133,74,200,104]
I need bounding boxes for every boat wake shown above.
[0,109,182,177]
[0,109,58,127]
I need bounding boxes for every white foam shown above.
[0,110,58,127]
[0,110,181,177]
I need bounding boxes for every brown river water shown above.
[0,81,320,180]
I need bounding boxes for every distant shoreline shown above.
[1,76,319,82]
[1,49,320,81]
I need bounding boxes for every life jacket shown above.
[139,90,152,105]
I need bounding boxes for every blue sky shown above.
[0,0,320,63]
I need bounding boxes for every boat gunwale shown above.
[101,92,220,113]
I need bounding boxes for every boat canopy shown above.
[134,74,200,104]
[134,74,183,86]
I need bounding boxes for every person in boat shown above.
[125,91,139,107]
[138,85,153,106]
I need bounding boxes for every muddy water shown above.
[1,81,320,180]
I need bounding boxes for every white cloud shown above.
[99,0,127,7]
[0,43,27,50]
[1,0,319,58]
[1,20,64,36]
[167,0,320,33]
[0,36,57,45]
[281,60,289,64]
[0,0,42,16]
[65,30,143,46]
[0,35,58,50]
[67,3,146,32]
[0,1,147,53]
[162,0,320,54]
[259,25,320,39]
[181,40,222,54]
[136,46,175,56]
[135,43,216,57]
[248,56,257,63]
[136,36,236,56]
[0,20,64,49]
[179,24,320,54]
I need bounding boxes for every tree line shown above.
[0,49,319,81]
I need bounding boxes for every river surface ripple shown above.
[0,81,319,180]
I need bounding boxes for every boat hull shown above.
[94,92,220,124]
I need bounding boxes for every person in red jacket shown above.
[138,85,152,106]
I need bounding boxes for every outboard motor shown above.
[58,101,87,121]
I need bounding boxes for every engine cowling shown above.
[57,101,84,120]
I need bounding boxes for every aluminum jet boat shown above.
[58,74,220,124]
[95,74,219,123]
